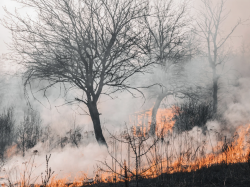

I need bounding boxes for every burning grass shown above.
[1,107,250,187]
[83,123,250,187]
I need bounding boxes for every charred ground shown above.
[84,162,250,187]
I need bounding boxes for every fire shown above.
[130,108,175,137]
[4,145,17,158]
[2,108,250,186]
[155,108,175,135]
[129,123,250,177]
[41,110,250,186]
[93,105,250,184]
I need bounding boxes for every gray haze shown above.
[0,0,249,182]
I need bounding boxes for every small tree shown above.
[195,0,241,114]
[99,127,161,187]
[3,0,154,146]
[16,109,42,157]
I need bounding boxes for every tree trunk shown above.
[149,94,166,136]
[212,69,218,114]
[124,160,129,187]
[87,101,108,147]
[135,153,138,187]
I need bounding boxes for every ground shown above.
[83,162,250,187]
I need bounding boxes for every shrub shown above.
[0,107,15,158]
[172,101,213,133]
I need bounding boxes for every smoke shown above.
[223,77,250,127]
[0,143,108,184]
[0,0,250,185]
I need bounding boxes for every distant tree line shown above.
[0,106,88,166]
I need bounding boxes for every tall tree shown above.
[143,0,195,135]
[196,0,241,114]
[3,0,152,146]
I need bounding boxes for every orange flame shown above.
[4,144,17,158]
[3,109,250,186]
[130,108,175,137]
[47,109,249,185]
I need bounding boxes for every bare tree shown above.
[143,0,195,135]
[195,0,241,114]
[98,127,161,187]
[3,0,154,146]
[16,109,42,157]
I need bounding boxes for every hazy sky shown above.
[0,0,16,54]
[0,0,250,55]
